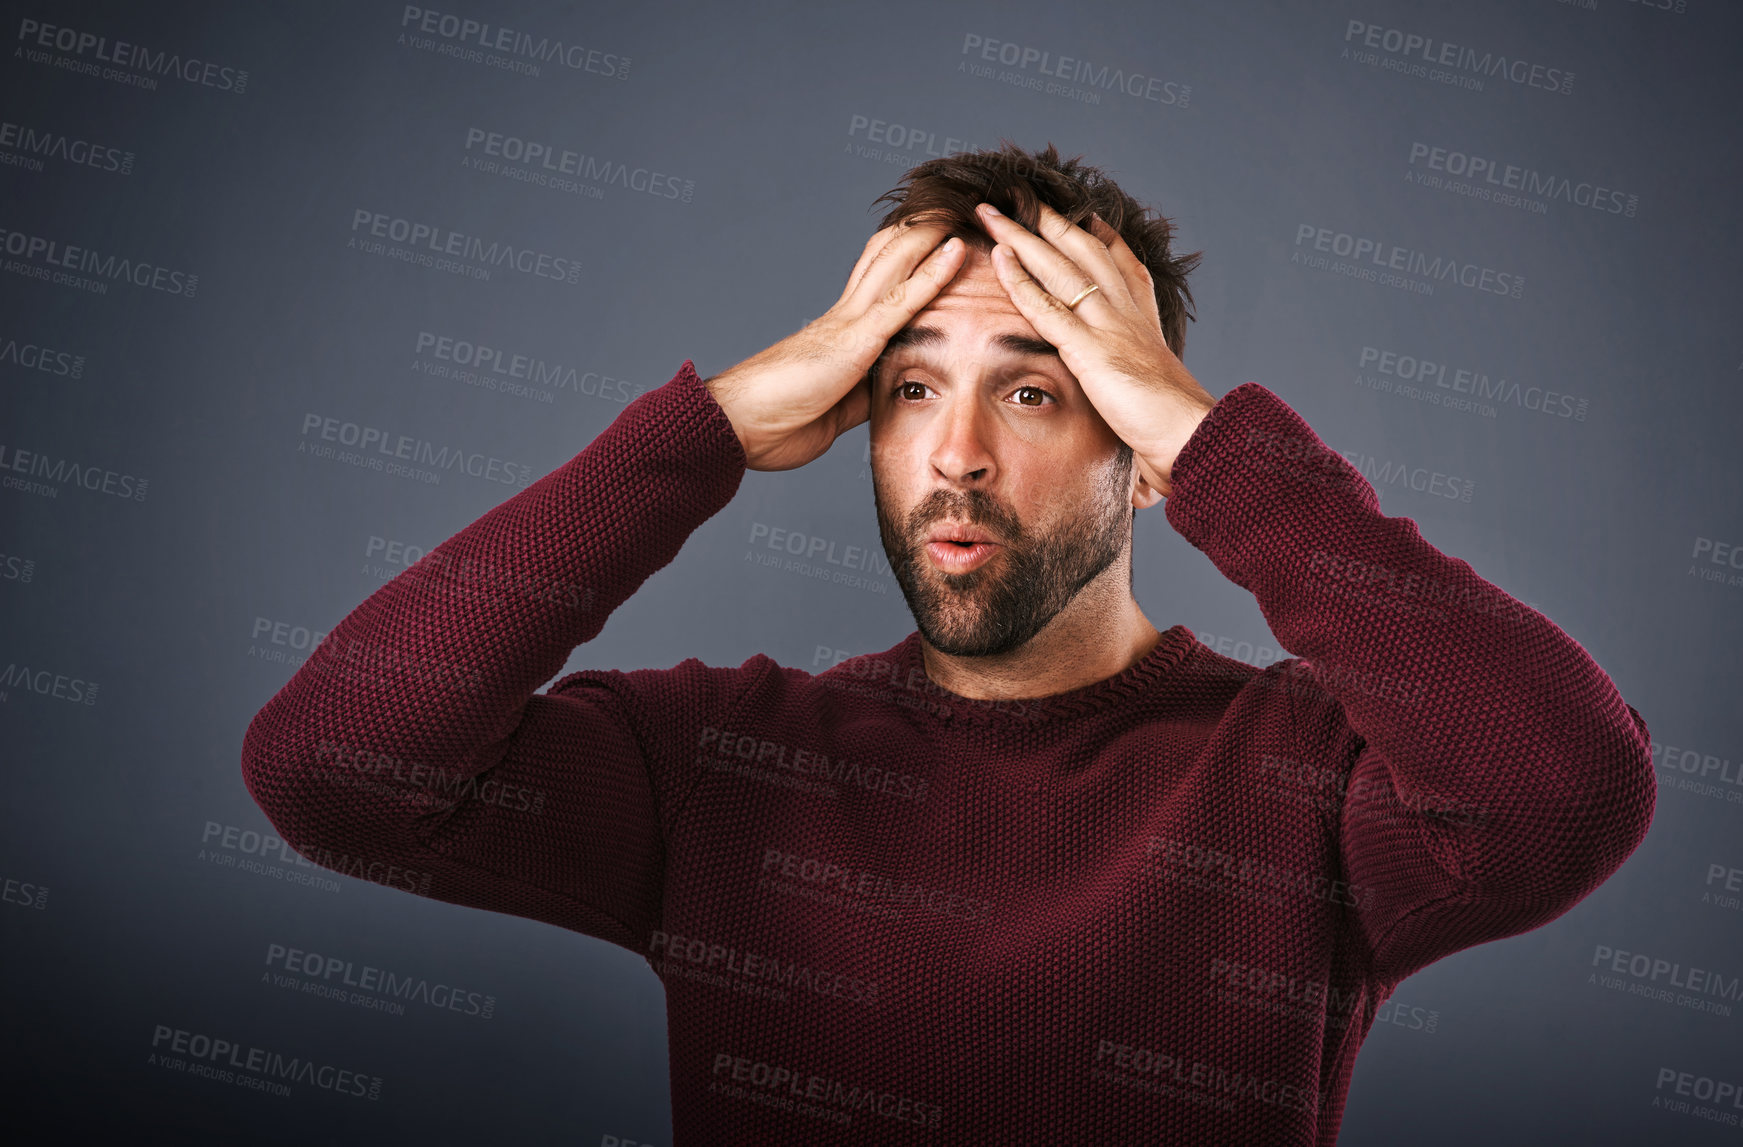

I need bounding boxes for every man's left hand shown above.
[975,199,1217,499]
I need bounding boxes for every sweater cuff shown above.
[554,359,749,543]
[664,359,750,476]
[1163,382,1379,590]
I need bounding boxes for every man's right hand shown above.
[703,218,968,472]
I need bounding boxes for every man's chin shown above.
[917,606,1030,659]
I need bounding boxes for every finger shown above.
[986,242,1089,347]
[843,217,954,308]
[838,222,919,305]
[1030,202,1137,310]
[854,236,967,349]
[977,205,1117,318]
[1088,215,1162,331]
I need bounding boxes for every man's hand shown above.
[704,219,968,472]
[973,200,1217,498]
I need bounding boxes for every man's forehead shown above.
[884,254,1058,360]
[881,322,1059,362]
[922,248,1023,310]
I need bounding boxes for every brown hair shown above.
[868,140,1201,357]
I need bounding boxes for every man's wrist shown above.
[1139,393,1218,494]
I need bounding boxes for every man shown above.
[242,142,1655,1145]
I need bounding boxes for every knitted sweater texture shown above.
[242,359,1655,1145]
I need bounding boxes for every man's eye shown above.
[893,381,1054,405]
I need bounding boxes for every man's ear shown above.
[1131,469,1166,511]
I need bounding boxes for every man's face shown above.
[868,243,1138,658]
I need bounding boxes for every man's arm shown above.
[1163,382,1657,986]
[240,360,763,955]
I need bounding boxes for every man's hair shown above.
[868,140,1201,357]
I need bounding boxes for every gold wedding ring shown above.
[1064,283,1100,309]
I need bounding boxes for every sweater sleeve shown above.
[240,359,759,956]
[1163,383,1657,986]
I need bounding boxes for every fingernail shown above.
[980,203,1001,216]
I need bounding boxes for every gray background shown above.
[3,0,1741,1142]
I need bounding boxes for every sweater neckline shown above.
[885,624,1199,725]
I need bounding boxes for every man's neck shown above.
[918,595,1163,702]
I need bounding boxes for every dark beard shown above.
[873,449,1133,658]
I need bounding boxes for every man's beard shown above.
[873,449,1134,658]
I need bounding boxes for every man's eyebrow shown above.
[879,325,1060,362]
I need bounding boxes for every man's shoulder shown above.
[543,634,923,718]
[1179,637,1363,760]
[1173,635,1342,716]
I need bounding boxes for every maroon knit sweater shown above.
[241,359,1655,1145]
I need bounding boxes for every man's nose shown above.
[929,393,997,483]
